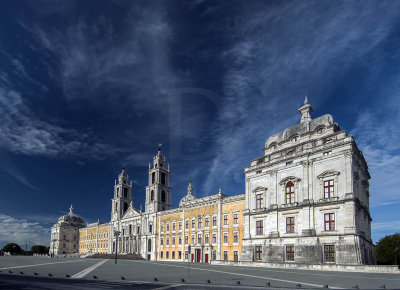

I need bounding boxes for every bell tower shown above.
[111,168,133,221]
[145,145,172,213]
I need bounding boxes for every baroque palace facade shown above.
[57,98,374,265]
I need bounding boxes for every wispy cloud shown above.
[0,213,51,247]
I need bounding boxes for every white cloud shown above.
[0,213,51,248]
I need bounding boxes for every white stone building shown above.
[241,98,375,265]
[50,205,85,255]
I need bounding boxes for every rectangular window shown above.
[255,246,262,260]
[161,173,166,185]
[129,225,132,234]
[161,238,164,246]
[256,220,263,235]
[234,251,238,262]
[233,232,239,243]
[161,224,164,232]
[286,245,295,261]
[166,251,169,259]
[197,234,202,244]
[185,235,188,245]
[178,251,182,259]
[172,236,175,245]
[152,172,155,184]
[212,250,216,260]
[212,216,217,227]
[286,184,295,204]
[223,214,228,225]
[191,235,195,245]
[286,217,295,233]
[223,232,228,244]
[185,251,188,259]
[166,237,169,245]
[212,233,217,243]
[185,220,189,229]
[160,251,163,259]
[205,233,209,244]
[178,236,182,245]
[324,180,335,199]
[172,251,175,259]
[324,213,335,231]
[198,215,203,228]
[149,224,153,233]
[233,213,238,224]
[179,221,182,230]
[172,222,176,231]
[166,223,170,232]
[192,219,195,228]
[223,251,228,261]
[256,194,263,209]
[205,217,209,227]
[324,245,335,262]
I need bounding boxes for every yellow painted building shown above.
[79,221,110,254]
[156,181,245,263]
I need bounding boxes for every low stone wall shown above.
[211,260,399,274]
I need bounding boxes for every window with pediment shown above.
[317,170,340,200]
[285,182,295,204]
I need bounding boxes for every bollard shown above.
[48,273,53,277]
[34,272,39,276]
[266,282,271,287]
[207,279,211,284]
[154,277,158,281]
[121,276,125,280]
[93,275,97,279]
[181,278,185,282]
[20,271,24,274]
[236,281,241,285]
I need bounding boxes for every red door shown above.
[196,249,201,263]
[191,253,194,262]
[205,253,209,263]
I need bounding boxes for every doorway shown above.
[205,253,209,263]
[196,249,201,263]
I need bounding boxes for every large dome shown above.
[57,205,85,226]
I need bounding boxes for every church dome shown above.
[57,205,85,226]
[179,179,196,207]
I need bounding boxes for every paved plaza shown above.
[0,256,398,289]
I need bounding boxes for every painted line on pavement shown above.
[0,259,86,270]
[71,259,108,279]
[139,261,344,289]
[153,283,183,290]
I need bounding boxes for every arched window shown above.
[115,202,118,211]
[285,181,295,204]
[151,190,154,201]
[161,190,166,202]
[124,202,128,213]
[148,239,152,252]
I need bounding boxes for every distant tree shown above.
[31,245,47,255]
[2,243,23,255]
[375,233,400,265]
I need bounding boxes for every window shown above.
[129,225,132,235]
[317,127,325,134]
[233,213,239,224]
[256,194,263,209]
[323,151,332,156]
[161,238,163,246]
[137,226,140,234]
[286,217,295,233]
[198,215,203,228]
[161,173,166,185]
[212,233,217,243]
[152,172,155,184]
[149,224,153,233]
[197,234,202,244]
[223,214,228,225]
[286,245,295,261]
[192,219,196,228]
[285,181,295,204]
[178,236,182,245]
[185,219,189,229]
[166,223,170,232]
[191,235,195,245]
[324,180,334,199]
[166,237,169,245]
[185,235,188,245]
[172,236,175,245]
[185,251,188,259]
[212,216,217,227]
[223,251,228,261]
[324,213,335,231]
[212,250,216,260]
[161,191,166,202]
[151,190,154,201]
[324,245,335,262]
[124,188,128,198]
[256,220,263,235]
[233,232,238,243]
[223,232,228,244]
[179,221,182,231]
[161,223,164,232]
[178,251,182,259]
[270,143,277,150]
[166,251,169,259]
[291,135,299,142]
[255,246,262,260]
[234,251,238,262]
[161,251,163,259]
[205,217,209,227]
[172,222,176,231]
[205,233,209,244]
[172,251,175,259]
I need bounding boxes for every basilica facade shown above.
[75,98,375,265]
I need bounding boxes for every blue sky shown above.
[0,0,399,248]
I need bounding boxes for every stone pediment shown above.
[252,186,268,193]
[317,170,340,179]
[121,207,141,220]
[279,176,301,185]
